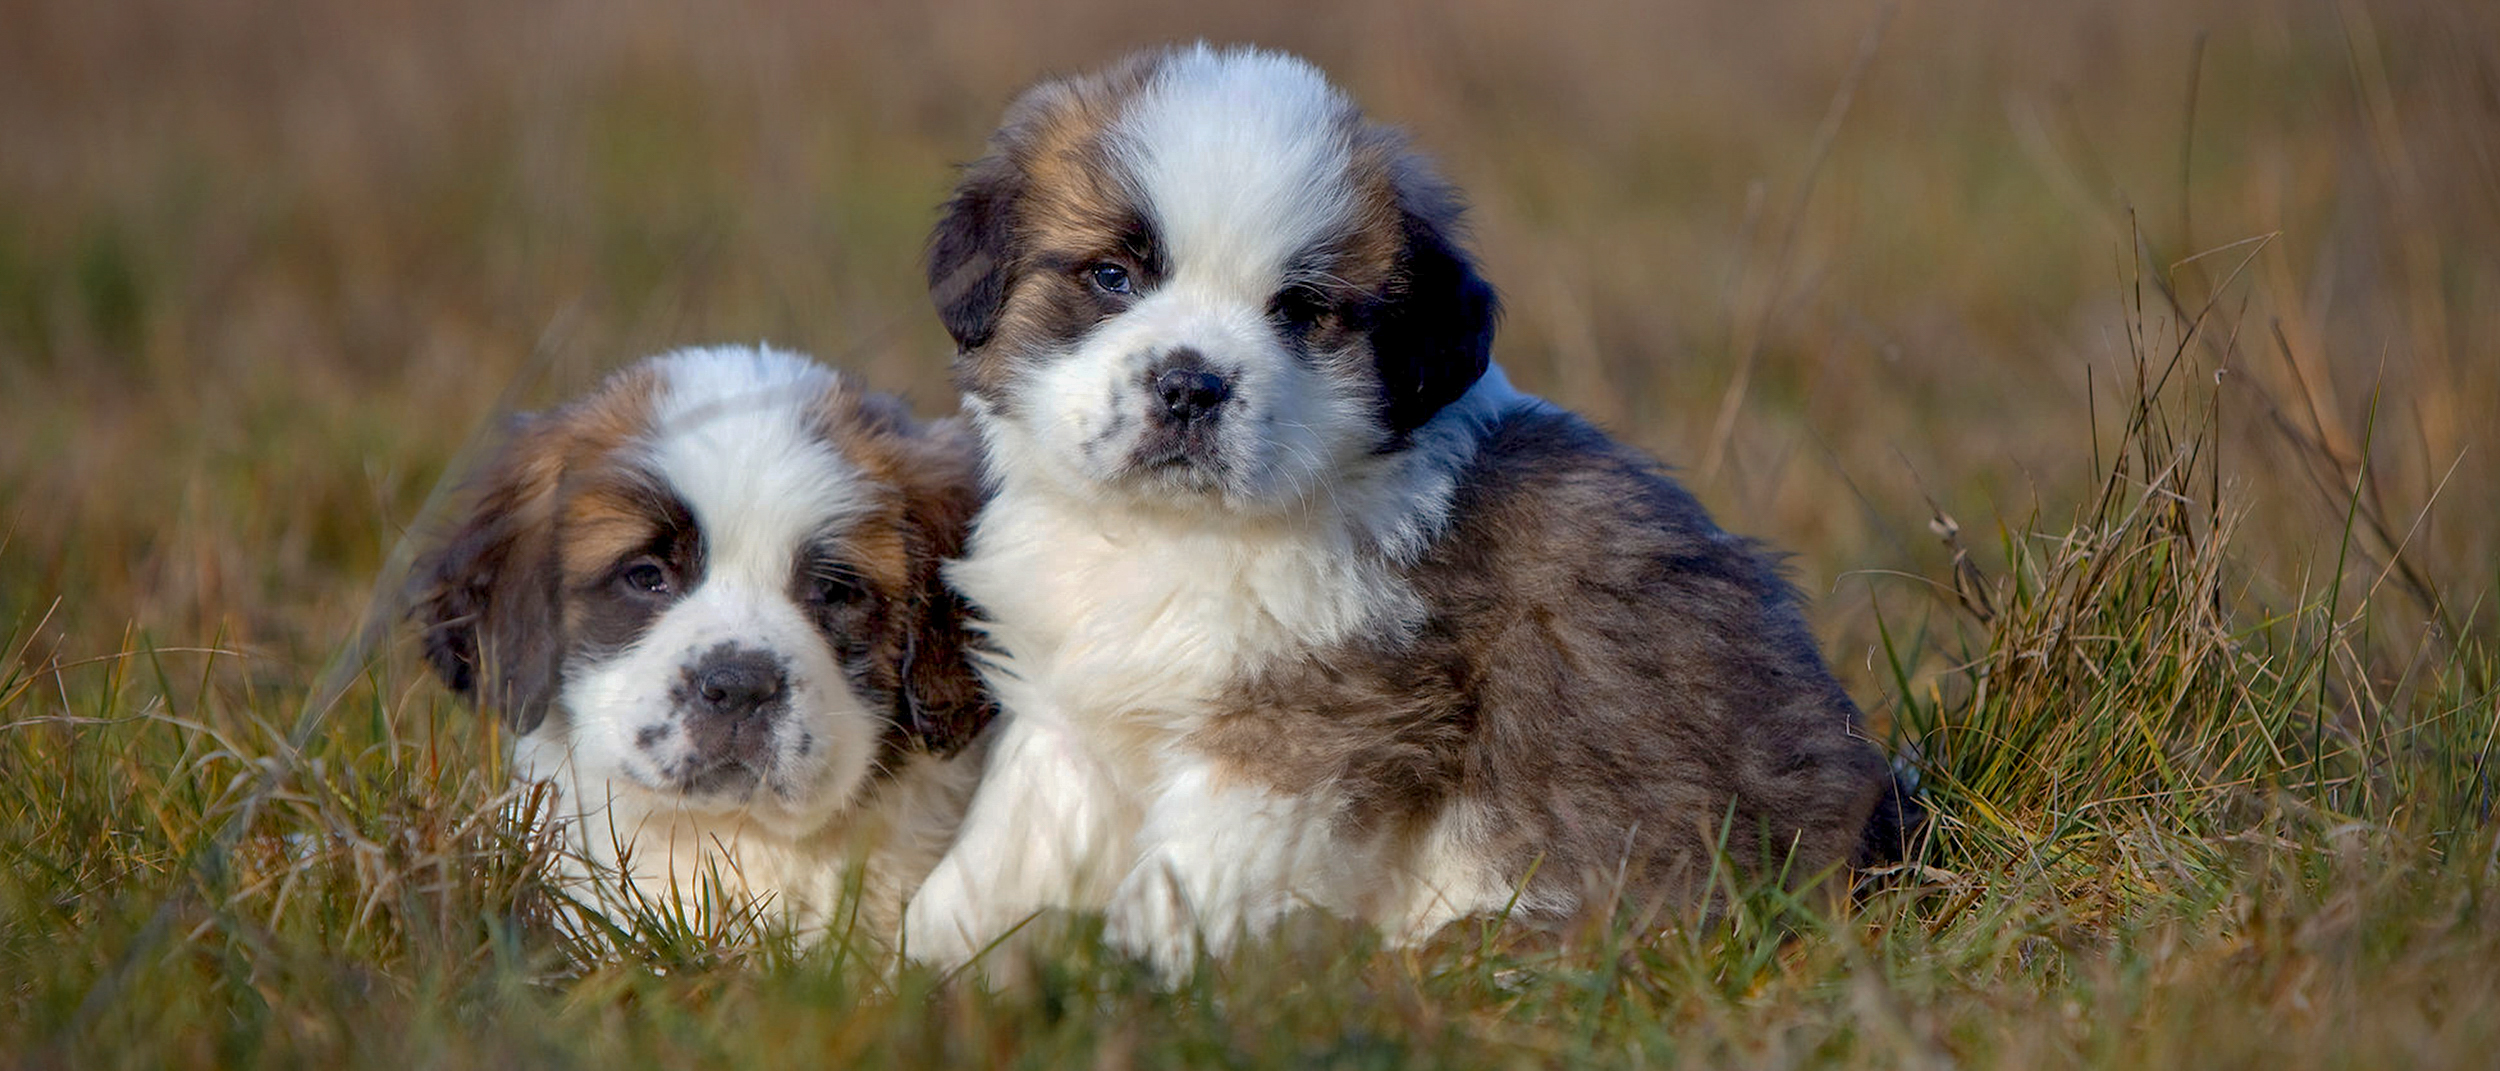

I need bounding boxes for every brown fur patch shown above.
[930,52,1168,409]
[1188,407,1891,918]
[557,477,672,591]
[557,467,700,658]
[409,364,660,732]
[806,375,995,757]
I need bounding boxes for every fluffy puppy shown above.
[412,345,991,943]
[902,45,1900,975]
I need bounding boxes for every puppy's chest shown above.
[960,505,1415,750]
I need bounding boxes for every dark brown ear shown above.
[927,151,1025,354]
[1370,156,1499,438]
[888,417,996,755]
[409,414,567,734]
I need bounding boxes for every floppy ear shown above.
[1370,162,1500,438]
[927,152,1024,354]
[888,418,996,755]
[408,415,567,735]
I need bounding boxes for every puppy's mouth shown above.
[670,754,765,798]
[1123,427,1229,489]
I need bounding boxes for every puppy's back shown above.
[1441,407,1888,903]
[1191,405,1890,918]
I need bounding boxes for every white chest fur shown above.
[951,493,1413,771]
[903,372,1536,973]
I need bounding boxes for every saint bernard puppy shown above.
[412,345,992,944]
[901,45,1906,976]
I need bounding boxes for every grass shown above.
[5,0,2499,1065]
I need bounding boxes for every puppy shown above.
[412,345,991,944]
[902,45,1897,975]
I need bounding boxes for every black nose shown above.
[689,647,785,720]
[1154,365,1231,425]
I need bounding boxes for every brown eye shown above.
[808,564,866,606]
[1271,285,1329,327]
[620,557,671,595]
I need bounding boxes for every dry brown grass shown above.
[6,0,2495,653]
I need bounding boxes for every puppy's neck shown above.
[970,365,1528,564]
[955,366,1536,695]
[1338,364,1532,563]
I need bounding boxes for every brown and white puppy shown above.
[903,45,1898,975]
[412,345,991,943]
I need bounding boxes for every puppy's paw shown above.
[900,864,987,971]
[1102,860,1209,981]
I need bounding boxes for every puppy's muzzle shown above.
[1149,351,1231,428]
[692,646,784,720]
[675,643,789,790]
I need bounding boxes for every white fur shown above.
[514,345,974,944]
[908,368,1537,970]
[906,47,1564,974]
[1113,46,1358,282]
[1100,759,1349,977]
[900,711,1126,966]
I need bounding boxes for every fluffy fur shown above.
[412,345,992,944]
[905,44,1897,976]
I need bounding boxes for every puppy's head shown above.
[929,44,1498,515]
[411,346,989,837]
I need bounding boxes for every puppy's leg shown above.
[1103,760,1340,978]
[903,711,1127,970]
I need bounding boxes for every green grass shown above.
[5,0,2498,1065]
[5,502,2494,1068]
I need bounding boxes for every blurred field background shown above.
[4,0,2498,1066]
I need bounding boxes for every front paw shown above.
[901,866,985,970]
[1102,861,1210,980]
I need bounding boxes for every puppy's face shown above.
[412,348,988,837]
[929,45,1498,515]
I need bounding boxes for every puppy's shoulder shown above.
[1433,404,1787,605]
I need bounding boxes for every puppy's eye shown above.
[1271,285,1330,328]
[1088,263,1132,295]
[620,558,672,595]
[807,564,867,606]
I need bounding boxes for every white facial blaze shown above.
[554,345,886,840]
[990,44,1383,518]
[1111,45,1358,292]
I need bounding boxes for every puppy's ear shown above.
[1370,158,1500,438]
[889,417,996,755]
[409,414,566,735]
[927,151,1025,354]
[930,69,1139,354]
